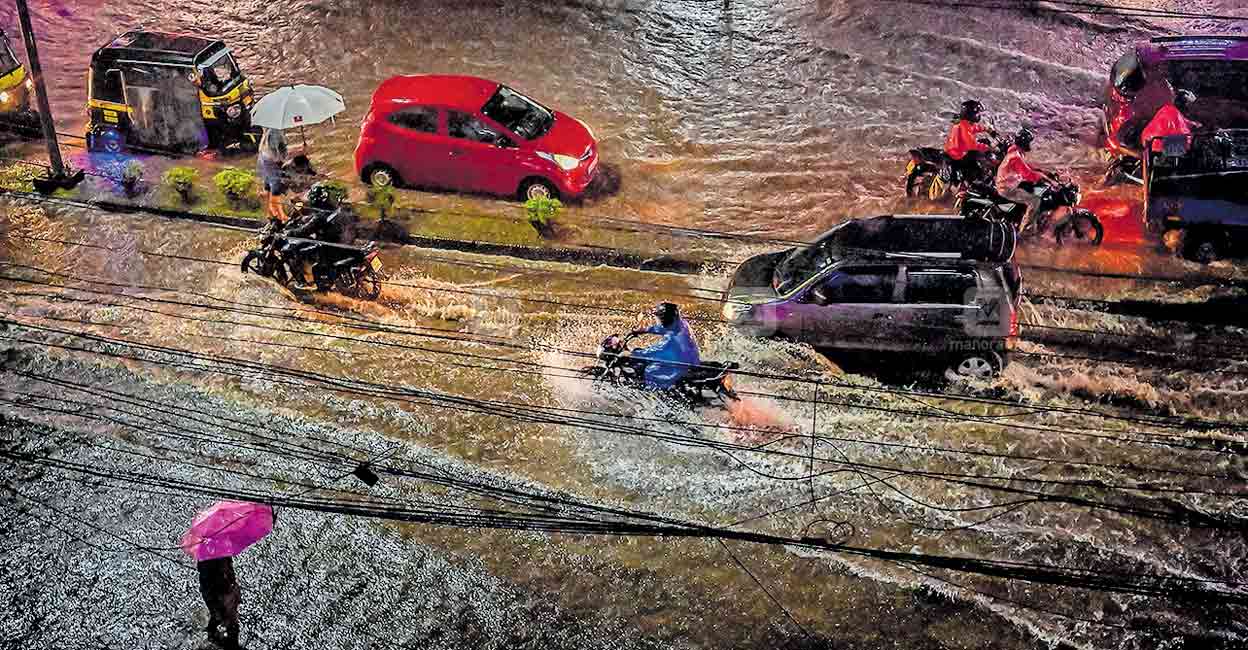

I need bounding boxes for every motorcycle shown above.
[1102,155,1143,187]
[241,222,384,300]
[955,174,1104,246]
[580,333,740,407]
[905,127,1008,201]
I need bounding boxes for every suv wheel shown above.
[949,351,1003,380]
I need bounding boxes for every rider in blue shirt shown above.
[629,302,701,390]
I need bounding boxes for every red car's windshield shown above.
[1168,60,1248,102]
[481,85,554,140]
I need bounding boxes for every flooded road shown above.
[1,0,1236,238]
[2,1,1248,649]
[4,200,1248,649]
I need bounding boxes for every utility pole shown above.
[14,0,80,190]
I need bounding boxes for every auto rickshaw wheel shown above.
[88,127,125,154]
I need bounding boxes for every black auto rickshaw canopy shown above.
[87,31,252,153]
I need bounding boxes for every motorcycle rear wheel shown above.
[1054,210,1104,246]
[352,268,382,300]
[905,170,935,198]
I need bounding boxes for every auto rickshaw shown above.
[85,31,260,155]
[0,28,40,136]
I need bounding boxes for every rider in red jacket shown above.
[994,129,1046,228]
[944,100,991,180]
[1141,89,1200,153]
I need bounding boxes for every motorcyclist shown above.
[994,128,1047,230]
[1141,88,1200,153]
[944,100,992,182]
[628,302,701,390]
[283,182,358,287]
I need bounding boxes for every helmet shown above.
[653,302,679,328]
[1014,128,1035,151]
[960,100,984,123]
[306,182,343,211]
[1175,88,1196,112]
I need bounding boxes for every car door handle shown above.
[873,314,893,320]
[449,149,463,157]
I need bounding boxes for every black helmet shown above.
[1014,128,1035,151]
[653,302,679,328]
[306,182,342,211]
[1175,88,1196,112]
[960,100,984,123]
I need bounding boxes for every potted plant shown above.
[524,195,562,238]
[120,160,144,198]
[162,166,199,204]
[366,183,396,220]
[213,167,257,208]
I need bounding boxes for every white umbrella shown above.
[250,84,346,149]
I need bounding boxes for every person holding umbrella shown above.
[181,500,275,649]
[250,84,346,218]
[257,127,290,223]
[197,556,242,649]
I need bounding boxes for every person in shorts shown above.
[257,127,289,223]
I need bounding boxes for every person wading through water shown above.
[197,556,241,649]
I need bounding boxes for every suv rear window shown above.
[1168,60,1248,102]
[906,268,977,305]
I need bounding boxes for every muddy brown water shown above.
[2,1,1248,648]
[2,0,1239,241]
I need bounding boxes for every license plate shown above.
[369,257,383,272]
[905,160,916,175]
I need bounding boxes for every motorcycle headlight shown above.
[538,151,580,172]
[722,301,753,321]
[226,104,242,119]
[0,92,10,104]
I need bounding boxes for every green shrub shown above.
[366,183,396,219]
[320,180,350,207]
[524,196,562,236]
[162,166,199,203]
[0,162,41,192]
[213,167,256,205]
[120,160,144,197]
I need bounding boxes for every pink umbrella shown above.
[180,501,274,562]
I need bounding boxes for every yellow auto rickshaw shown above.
[86,31,260,154]
[0,28,40,135]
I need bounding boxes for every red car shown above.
[1103,35,1248,158]
[354,75,599,201]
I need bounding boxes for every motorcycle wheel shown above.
[241,251,272,277]
[353,268,382,300]
[1054,210,1104,246]
[905,170,935,198]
